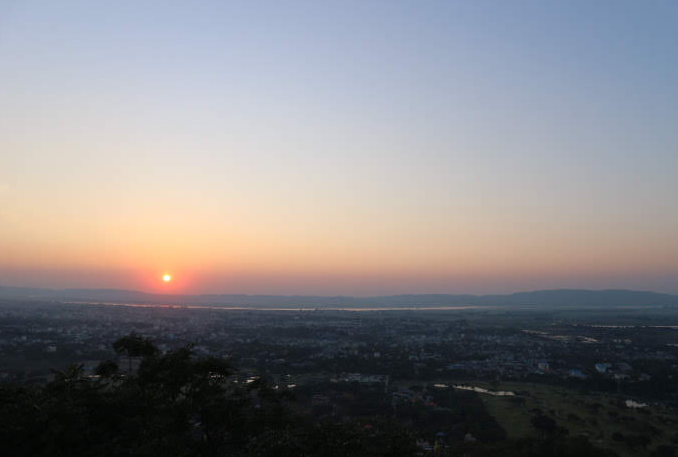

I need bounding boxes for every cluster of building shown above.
[0,299,676,390]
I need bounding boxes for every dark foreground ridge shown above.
[0,333,620,457]
[1,286,677,308]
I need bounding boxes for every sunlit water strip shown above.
[65,301,486,312]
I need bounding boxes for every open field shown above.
[391,376,678,456]
[474,381,678,457]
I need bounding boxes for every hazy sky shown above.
[1,1,677,295]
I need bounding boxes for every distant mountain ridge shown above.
[0,286,677,308]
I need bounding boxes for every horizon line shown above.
[0,284,675,298]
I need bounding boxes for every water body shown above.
[453,385,515,396]
[66,301,485,312]
[583,325,678,330]
[625,399,648,408]
[433,384,516,397]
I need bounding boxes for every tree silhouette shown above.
[0,333,623,457]
[94,359,118,377]
[112,332,159,373]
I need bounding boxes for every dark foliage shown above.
[0,334,619,457]
[0,334,417,457]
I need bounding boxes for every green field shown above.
[474,381,678,457]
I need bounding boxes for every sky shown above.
[1,1,677,295]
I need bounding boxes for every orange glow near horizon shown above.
[1,2,678,296]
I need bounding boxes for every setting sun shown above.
[162,274,172,283]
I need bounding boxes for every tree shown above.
[112,332,159,372]
[50,364,85,383]
[626,434,651,450]
[651,445,677,457]
[94,359,118,377]
[531,414,557,439]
